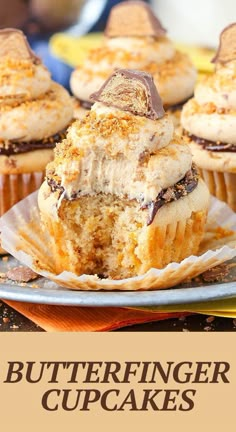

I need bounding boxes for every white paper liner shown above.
[0,191,236,291]
[0,171,45,254]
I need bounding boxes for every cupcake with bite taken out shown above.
[70,0,196,126]
[39,69,209,280]
[0,28,73,220]
[181,23,236,211]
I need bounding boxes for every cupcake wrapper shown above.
[0,172,45,216]
[200,169,236,212]
[0,192,236,291]
[41,208,207,277]
[0,172,45,254]
[150,210,207,267]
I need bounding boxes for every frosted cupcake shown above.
[181,23,236,211]
[0,28,73,216]
[39,69,209,280]
[70,0,196,125]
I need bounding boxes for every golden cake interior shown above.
[40,185,207,280]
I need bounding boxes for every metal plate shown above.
[0,256,236,307]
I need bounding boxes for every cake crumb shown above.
[204,326,212,331]
[2,256,8,262]
[206,316,215,324]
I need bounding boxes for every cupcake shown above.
[0,28,73,216]
[181,23,236,211]
[70,0,196,125]
[39,69,209,280]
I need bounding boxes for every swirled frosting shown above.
[181,60,236,145]
[46,100,192,206]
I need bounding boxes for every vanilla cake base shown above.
[39,179,209,279]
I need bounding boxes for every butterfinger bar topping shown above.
[91,69,165,120]
[105,0,166,38]
[212,23,236,64]
[0,28,40,63]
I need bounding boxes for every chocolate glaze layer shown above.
[142,165,199,225]
[187,132,236,152]
[47,165,199,226]
[0,127,69,156]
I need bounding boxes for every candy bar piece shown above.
[105,1,166,38]
[212,23,236,64]
[91,69,165,120]
[0,28,39,62]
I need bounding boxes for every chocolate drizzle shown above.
[47,165,199,226]
[47,177,64,195]
[77,98,93,110]
[0,127,69,156]
[143,165,199,226]
[187,132,236,152]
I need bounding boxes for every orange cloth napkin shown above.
[4,300,186,331]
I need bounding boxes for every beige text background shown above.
[0,333,235,431]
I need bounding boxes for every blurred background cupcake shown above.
[70,1,197,124]
[181,24,236,211]
[0,28,73,217]
[2,0,235,87]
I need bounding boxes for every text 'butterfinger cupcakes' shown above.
[70,0,197,126]
[181,23,236,211]
[0,28,74,217]
[39,69,209,280]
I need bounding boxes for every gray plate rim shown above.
[0,280,236,307]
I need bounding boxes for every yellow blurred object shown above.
[130,297,236,318]
[50,32,215,73]
[50,32,103,67]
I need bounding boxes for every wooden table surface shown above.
[0,301,236,332]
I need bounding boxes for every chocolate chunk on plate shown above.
[6,266,39,283]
